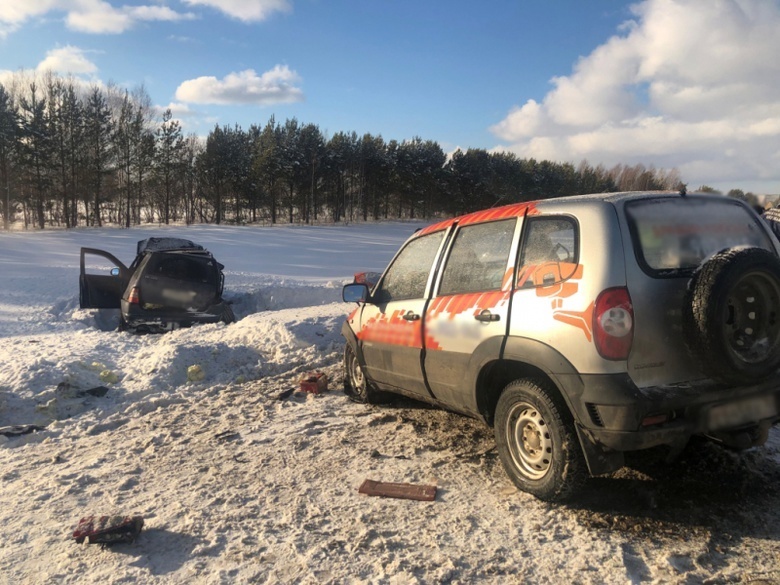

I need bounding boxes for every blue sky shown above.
[2,0,780,194]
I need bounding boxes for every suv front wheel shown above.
[344,343,387,404]
[494,378,586,502]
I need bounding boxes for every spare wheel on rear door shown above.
[683,246,780,385]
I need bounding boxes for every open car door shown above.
[79,248,130,309]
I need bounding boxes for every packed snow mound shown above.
[226,282,342,318]
[0,302,348,429]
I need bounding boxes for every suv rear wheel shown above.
[494,378,586,502]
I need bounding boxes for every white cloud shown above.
[65,1,132,34]
[36,45,99,75]
[174,66,304,106]
[0,0,59,25]
[0,44,100,88]
[0,0,195,36]
[491,0,780,191]
[180,0,291,22]
[154,101,195,118]
[0,0,58,37]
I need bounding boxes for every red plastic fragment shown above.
[299,372,328,394]
[358,479,437,501]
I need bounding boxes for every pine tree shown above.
[18,82,54,228]
[155,108,184,224]
[0,84,19,230]
[83,86,114,226]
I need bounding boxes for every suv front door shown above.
[79,248,130,309]
[358,230,447,397]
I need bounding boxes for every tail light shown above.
[127,286,140,305]
[594,287,633,360]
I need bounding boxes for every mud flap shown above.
[575,425,625,477]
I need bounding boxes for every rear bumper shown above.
[570,373,780,452]
[121,300,228,332]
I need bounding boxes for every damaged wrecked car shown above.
[79,237,234,333]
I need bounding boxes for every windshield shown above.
[625,196,773,275]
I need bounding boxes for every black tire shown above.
[683,247,780,385]
[343,343,384,404]
[494,378,587,502]
[221,304,236,325]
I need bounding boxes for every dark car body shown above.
[79,237,233,333]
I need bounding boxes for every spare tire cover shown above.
[683,246,780,385]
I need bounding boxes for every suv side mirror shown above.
[343,283,370,303]
[110,267,120,276]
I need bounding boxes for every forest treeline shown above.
[0,72,685,230]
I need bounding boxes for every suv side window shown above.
[374,231,445,303]
[518,217,578,287]
[439,219,515,296]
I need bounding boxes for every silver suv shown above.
[341,192,780,501]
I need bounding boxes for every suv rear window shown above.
[625,197,773,275]
[153,255,217,284]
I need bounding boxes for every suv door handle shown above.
[475,310,500,322]
[402,311,420,321]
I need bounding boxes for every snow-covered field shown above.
[1,223,779,585]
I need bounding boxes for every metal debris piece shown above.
[73,515,144,545]
[0,425,45,438]
[358,479,437,501]
[276,388,295,401]
[85,386,110,397]
[214,430,240,442]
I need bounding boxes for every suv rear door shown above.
[79,248,130,309]
[423,218,520,406]
[136,252,221,311]
[622,195,776,386]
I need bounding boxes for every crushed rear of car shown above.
[79,237,234,333]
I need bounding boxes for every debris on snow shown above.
[0,424,44,438]
[99,369,118,384]
[276,388,295,401]
[72,516,144,545]
[358,479,438,501]
[186,364,205,382]
[299,371,328,394]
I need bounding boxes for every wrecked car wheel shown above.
[221,305,236,324]
[494,379,586,502]
[684,247,780,385]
